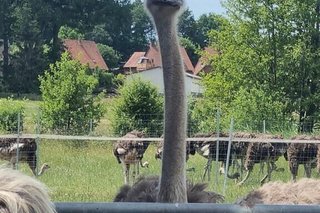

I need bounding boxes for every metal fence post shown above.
[35,111,41,176]
[215,109,221,189]
[16,112,21,170]
[89,119,93,135]
[263,120,266,133]
[223,118,234,195]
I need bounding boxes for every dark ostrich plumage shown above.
[0,138,48,176]
[154,140,196,161]
[238,133,287,185]
[113,130,150,184]
[113,176,224,203]
[113,130,149,165]
[285,135,319,181]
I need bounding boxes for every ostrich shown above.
[0,167,56,213]
[154,140,196,161]
[237,178,320,207]
[193,132,248,181]
[284,135,318,182]
[0,138,50,176]
[114,0,223,203]
[114,176,224,203]
[113,130,150,184]
[238,133,287,185]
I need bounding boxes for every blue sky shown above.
[185,0,226,19]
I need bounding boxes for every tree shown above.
[196,13,223,47]
[58,25,84,40]
[110,78,163,136]
[6,1,48,93]
[179,37,199,66]
[96,43,122,69]
[200,0,320,133]
[0,0,16,80]
[39,53,104,135]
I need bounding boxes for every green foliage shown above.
[91,69,114,93]
[4,1,48,93]
[58,26,85,40]
[179,37,200,65]
[110,78,163,136]
[0,98,24,132]
[228,88,286,132]
[113,74,126,88]
[96,44,122,69]
[203,0,320,132]
[39,53,105,135]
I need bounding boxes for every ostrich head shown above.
[146,0,185,23]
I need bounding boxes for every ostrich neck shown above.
[37,166,46,176]
[155,17,187,203]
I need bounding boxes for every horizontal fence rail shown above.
[54,202,320,213]
[2,134,320,144]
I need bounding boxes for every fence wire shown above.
[1,112,320,204]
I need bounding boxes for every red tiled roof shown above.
[124,43,195,73]
[63,39,109,70]
[123,52,146,68]
[194,47,218,75]
[179,47,194,73]
[145,44,162,68]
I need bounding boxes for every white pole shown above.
[223,118,234,195]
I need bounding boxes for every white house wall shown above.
[126,67,203,95]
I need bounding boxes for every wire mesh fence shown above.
[1,112,320,203]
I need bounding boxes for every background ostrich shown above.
[237,178,320,207]
[238,134,287,185]
[0,138,49,176]
[114,0,223,203]
[113,130,150,184]
[0,167,56,213]
[154,140,196,161]
[193,132,248,181]
[284,135,318,182]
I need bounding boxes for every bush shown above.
[92,69,114,93]
[110,78,163,136]
[0,98,25,132]
[39,53,105,135]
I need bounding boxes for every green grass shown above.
[1,98,318,203]
[15,140,317,203]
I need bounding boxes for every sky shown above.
[185,0,226,19]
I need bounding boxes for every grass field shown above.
[20,139,315,203]
[1,98,318,203]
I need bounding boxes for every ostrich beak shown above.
[148,0,184,7]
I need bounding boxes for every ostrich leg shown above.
[202,157,212,181]
[304,163,312,178]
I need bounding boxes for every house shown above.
[63,39,109,70]
[126,67,203,96]
[123,43,195,74]
[194,47,219,75]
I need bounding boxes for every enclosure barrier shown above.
[3,133,320,144]
[54,202,320,213]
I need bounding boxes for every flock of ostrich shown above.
[112,0,320,207]
[1,0,320,211]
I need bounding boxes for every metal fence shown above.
[1,112,320,206]
[54,202,320,213]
